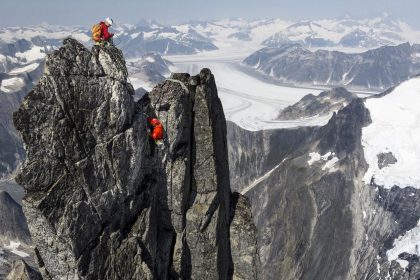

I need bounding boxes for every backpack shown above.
[91,24,102,42]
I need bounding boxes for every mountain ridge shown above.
[243,42,420,90]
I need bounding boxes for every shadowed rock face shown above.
[227,122,316,193]
[13,38,258,279]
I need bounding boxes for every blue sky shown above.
[1,0,418,27]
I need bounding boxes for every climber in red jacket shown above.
[147,117,164,143]
[92,17,114,45]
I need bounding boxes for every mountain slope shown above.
[243,43,420,90]
[278,87,357,120]
[228,77,420,279]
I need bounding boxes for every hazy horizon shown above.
[1,0,419,28]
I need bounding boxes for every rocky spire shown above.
[13,38,259,279]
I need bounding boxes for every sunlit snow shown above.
[15,46,46,62]
[0,77,24,93]
[9,63,39,74]
[362,77,420,189]
[4,241,29,258]
[387,220,420,267]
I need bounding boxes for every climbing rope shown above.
[113,34,122,46]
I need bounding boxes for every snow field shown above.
[362,77,420,189]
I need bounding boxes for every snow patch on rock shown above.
[386,220,420,265]
[9,63,40,74]
[15,46,46,62]
[308,152,322,165]
[396,259,409,270]
[322,156,339,171]
[0,77,24,93]
[4,241,29,258]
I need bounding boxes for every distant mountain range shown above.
[243,42,420,90]
[183,15,420,49]
[261,17,420,49]
[127,52,172,98]
[115,21,218,57]
[1,15,420,59]
[0,21,218,58]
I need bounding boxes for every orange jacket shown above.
[147,118,164,141]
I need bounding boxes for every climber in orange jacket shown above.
[147,117,164,143]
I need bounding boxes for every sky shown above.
[1,0,419,28]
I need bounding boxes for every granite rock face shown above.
[229,193,260,280]
[13,38,258,279]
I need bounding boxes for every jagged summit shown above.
[13,38,258,279]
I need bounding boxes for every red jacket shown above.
[100,22,113,41]
[147,118,164,141]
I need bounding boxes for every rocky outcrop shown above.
[229,193,260,279]
[277,87,357,120]
[13,38,258,279]
[6,259,42,280]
